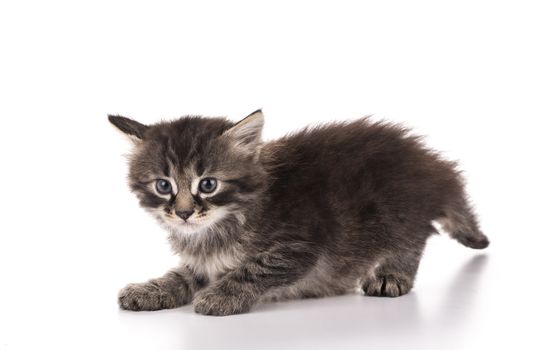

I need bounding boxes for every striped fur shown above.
[109,110,488,316]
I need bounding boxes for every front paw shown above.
[118,282,179,311]
[193,288,254,316]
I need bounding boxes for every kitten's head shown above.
[109,110,266,236]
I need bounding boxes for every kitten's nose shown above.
[175,210,193,221]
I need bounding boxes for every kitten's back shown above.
[261,118,488,249]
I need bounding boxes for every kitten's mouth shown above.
[180,221,197,226]
[161,214,201,227]
[160,208,227,234]
[176,218,198,226]
[178,219,208,231]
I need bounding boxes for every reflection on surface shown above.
[117,255,489,350]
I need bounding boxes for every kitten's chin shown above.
[167,221,207,236]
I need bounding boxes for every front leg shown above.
[193,242,317,316]
[119,266,205,311]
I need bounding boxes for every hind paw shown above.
[362,274,412,297]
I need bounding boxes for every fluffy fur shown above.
[109,110,488,316]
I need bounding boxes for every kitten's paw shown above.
[118,282,180,311]
[362,274,412,297]
[193,289,253,316]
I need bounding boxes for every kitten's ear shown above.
[108,115,149,142]
[223,109,264,150]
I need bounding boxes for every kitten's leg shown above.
[362,248,423,298]
[119,266,205,311]
[193,242,317,316]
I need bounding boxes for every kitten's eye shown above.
[155,179,172,195]
[199,178,218,194]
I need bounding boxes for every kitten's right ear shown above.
[108,115,149,142]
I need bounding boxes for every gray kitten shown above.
[109,110,488,316]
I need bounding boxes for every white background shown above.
[0,1,549,349]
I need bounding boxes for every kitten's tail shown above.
[438,201,489,249]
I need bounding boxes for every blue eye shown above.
[199,178,217,193]
[155,179,172,195]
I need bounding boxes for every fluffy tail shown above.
[438,200,489,249]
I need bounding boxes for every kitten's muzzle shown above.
[175,210,194,221]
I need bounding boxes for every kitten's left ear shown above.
[223,109,264,150]
[108,115,149,142]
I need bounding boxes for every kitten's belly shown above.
[260,255,360,302]
[181,250,361,301]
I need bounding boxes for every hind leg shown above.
[362,247,424,297]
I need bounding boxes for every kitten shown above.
[109,110,489,316]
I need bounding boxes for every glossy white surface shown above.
[1,1,549,349]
